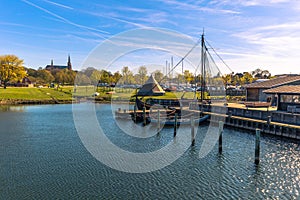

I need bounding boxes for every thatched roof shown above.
[137,75,165,96]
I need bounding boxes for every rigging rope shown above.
[157,37,202,84]
[136,35,229,100]
[205,39,234,74]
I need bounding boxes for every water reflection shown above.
[0,105,25,112]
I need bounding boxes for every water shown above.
[0,104,299,199]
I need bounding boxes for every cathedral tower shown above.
[67,55,72,70]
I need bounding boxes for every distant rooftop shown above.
[246,75,300,89]
[254,79,269,83]
[264,85,300,94]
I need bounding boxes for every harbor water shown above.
[0,104,299,199]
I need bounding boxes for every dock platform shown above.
[115,104,300,140]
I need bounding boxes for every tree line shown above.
[0,54,272,89]
[221,69,271,88]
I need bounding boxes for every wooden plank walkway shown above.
[115,107,300,139]
[201,111,300,129]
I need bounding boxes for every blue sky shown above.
[1,0,300,75]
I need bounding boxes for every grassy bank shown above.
[0,87,73,104]
[0,86,227,105]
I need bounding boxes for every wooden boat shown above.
[132,32,216,126]
[135,97,152,110]
[151,115,209,126]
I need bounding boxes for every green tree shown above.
[184,70,194,85]
[121,66,134,84]
[0,55,27,89]
[136,66,148,85]
[75,72,91,85]
[25,67,37,77]
[90,70,102,85]
[24,67,37,84]
[100,70,111,84]
[54,70,65,84]
[111,71,122,85]
[83,67,97,77]
[66,69,76,85]
[222,74,232,87]
[251,68,271,79]
[153,70,164,83]
[232,74,241,86]
[36,69,55,84]
[54,69,76,85]
[242,72,253,84]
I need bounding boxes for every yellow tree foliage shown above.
[0,55,27,88]
[184,70,194,84]
[221,74,232,87]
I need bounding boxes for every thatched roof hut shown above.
[137,75,165,96]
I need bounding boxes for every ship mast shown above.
[200,33,205,102]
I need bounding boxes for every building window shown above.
[281,95,292,103]
[281,95,300,104]
[292,95,300,103]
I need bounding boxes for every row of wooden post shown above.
[171,113,196,145]
[134,107,260,164]
[172,114,260,164]
[217,121,260,164]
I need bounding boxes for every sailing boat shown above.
[148,33,211,126]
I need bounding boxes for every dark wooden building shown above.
[264,85,300,112]
[245,75,300,102]
[137,75,165,96]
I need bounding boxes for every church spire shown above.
[67,54,72,70]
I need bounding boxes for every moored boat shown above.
[150,115,209,126]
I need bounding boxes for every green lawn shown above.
[0,86,225,102]
[0,87,72,101]
[59,86,208,101]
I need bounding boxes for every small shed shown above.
[137,75,165,96]
[245,75,300,102]
[17,77,34,87]
[264,85,300,112]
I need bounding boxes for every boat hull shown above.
[151,115,209,126]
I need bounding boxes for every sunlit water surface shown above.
[0,104,299,199]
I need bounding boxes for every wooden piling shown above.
[174,113,178,137]
[143,107,146,126]
[255,129,261,165]
[218,121,224,153]
[191,116,195,146]
[133,105,137,122]
[157,110,161,134]
[267,116,271,125]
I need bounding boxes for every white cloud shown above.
[225,20,300,74]
[212,0,291,6]
[43,0,74,10]
[21,0,109,38]
[154,0,240,14]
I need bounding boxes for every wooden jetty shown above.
[204,111,300,139]
[115,104,300,140]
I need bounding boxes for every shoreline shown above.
[0,98,133,105]
[0,99,74,105]
[1,99,299,139]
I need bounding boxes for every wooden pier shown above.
[115,105,300,140]
[205,111,300,139]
